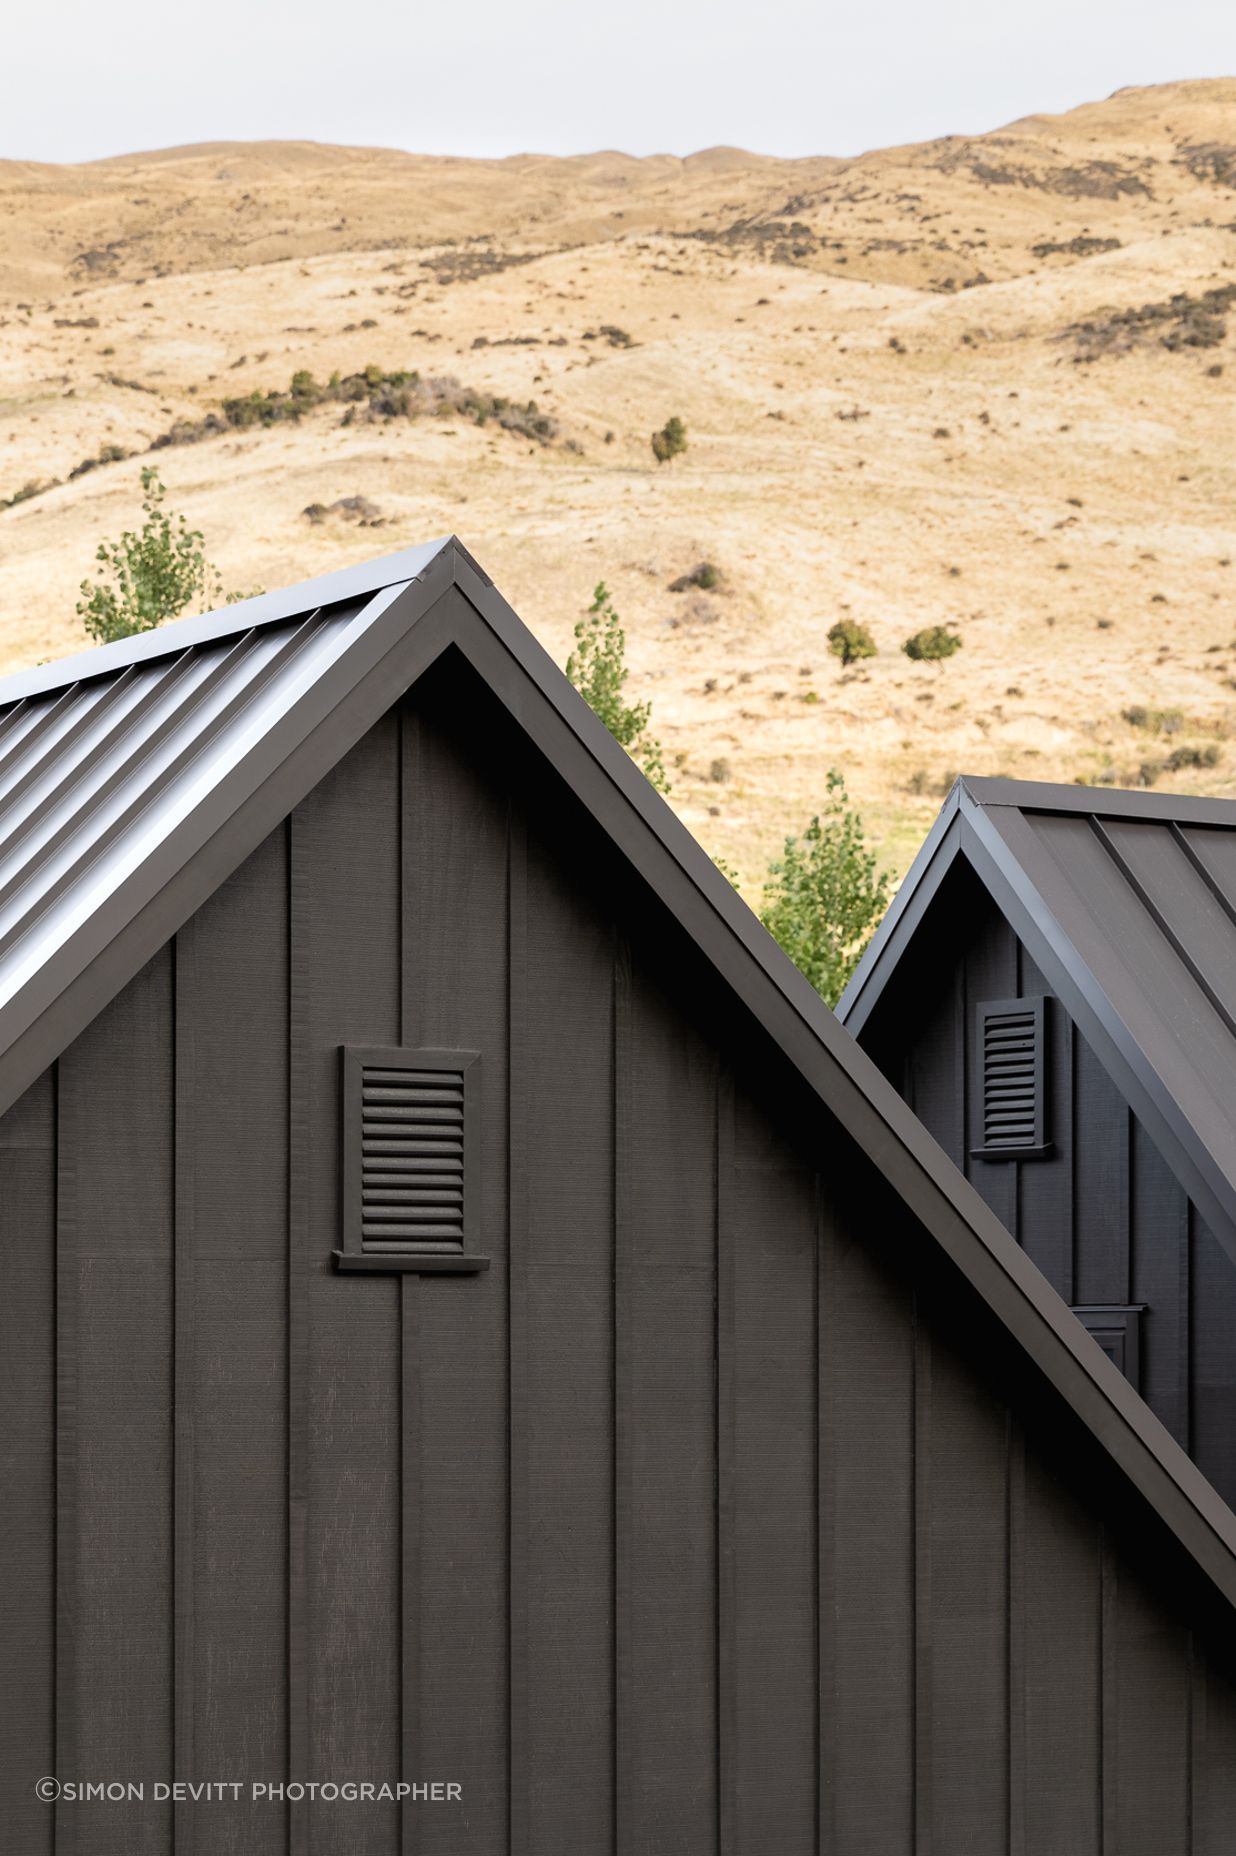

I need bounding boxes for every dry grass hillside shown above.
[1,78,1235,885]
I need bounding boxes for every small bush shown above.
[77,467,216,644]
[651,416,688,465]
[903,625,962,664]
[1166,742,1221,771]
[669,561,720,592]
[760,771,891,1008]
[1123,704,1184,735]
[566,582,669,793]
[828,618,877,668]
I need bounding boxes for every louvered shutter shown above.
[338,1047,483,1268]
[360,1065,466,1249]
[973,996,1049,1158]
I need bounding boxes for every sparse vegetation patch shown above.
[1175,144,1236,189]
[417,245,548,285]
[669,562,720,592]
[945,151,1151,199]
[1031,235,1121,259]
[1062,285,1236,360]
[125,366,565,458]
[303,495,384,527]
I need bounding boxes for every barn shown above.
[1,543,1234,1855]
[838,774,1236,1515]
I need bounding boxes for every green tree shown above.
[760,770,890,1007]
[902,624,962,665]
[827,617,878,669]
[651,415,688,465]
[567,582,670,793]
[77,467,257,644]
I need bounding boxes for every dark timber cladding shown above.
[839,776,1236,1516]
[0,544,1235,1854]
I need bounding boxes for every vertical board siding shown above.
[818,1194,915,1856]
[0,1072,55,1855]
[877,875,1236,1506]
[185,829,290,1856]
[63,950,175,1856]
[401,700,510,1854]
[908,966,964,1167]
[1130,1120,1189,1453]
[1016,949,1074,1300]
[1020,1449,1101,1853]
[519,805,615,1853]
[1105,1554,1192,1856]
[297,718,402,1856]
[726,1086,817,1854]
[1191,1211,1236,1501]
[962,907,1019,1237]
[173,919,196,1856]
[920,1306,1010,1849]
[1073,1039,1130,1306]
[618,948,718,1854]
[287,814,311,1856]
[1193,1653,1236,1854]
[4,674,1234,1856]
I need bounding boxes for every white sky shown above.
[4,0,1235,164]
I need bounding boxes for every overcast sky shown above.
[4,0,1235,164]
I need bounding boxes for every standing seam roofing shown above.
[0,597,378,1014]
[838,774,1236,1263]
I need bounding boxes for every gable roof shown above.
[838,774,1236,1270]
[4,544,1236,1619]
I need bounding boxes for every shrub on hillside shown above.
[651,416,688,465]
[828,618,877,669]
[903,625,962,665]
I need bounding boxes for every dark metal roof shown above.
[0,539,458,1096]
[3,549,1236,1617]
[839,774,1236,1268]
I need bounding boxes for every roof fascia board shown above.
[835,786,964,1033]
[960,795,1236,1262]
[442,560,1236,1614]
[0,537,457,707]
[0,558,460,1117]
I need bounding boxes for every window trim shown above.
[333,1044,489,1275]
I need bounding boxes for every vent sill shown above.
[333,1249,490,1275]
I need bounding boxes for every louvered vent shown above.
[340,1047,481,1263]
[974,996,1049,1158]
[361,1065,465,1249]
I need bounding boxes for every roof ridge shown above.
[0,536,458,709]
[960,772,1236,827]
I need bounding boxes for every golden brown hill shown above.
[1,78,1234,885]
